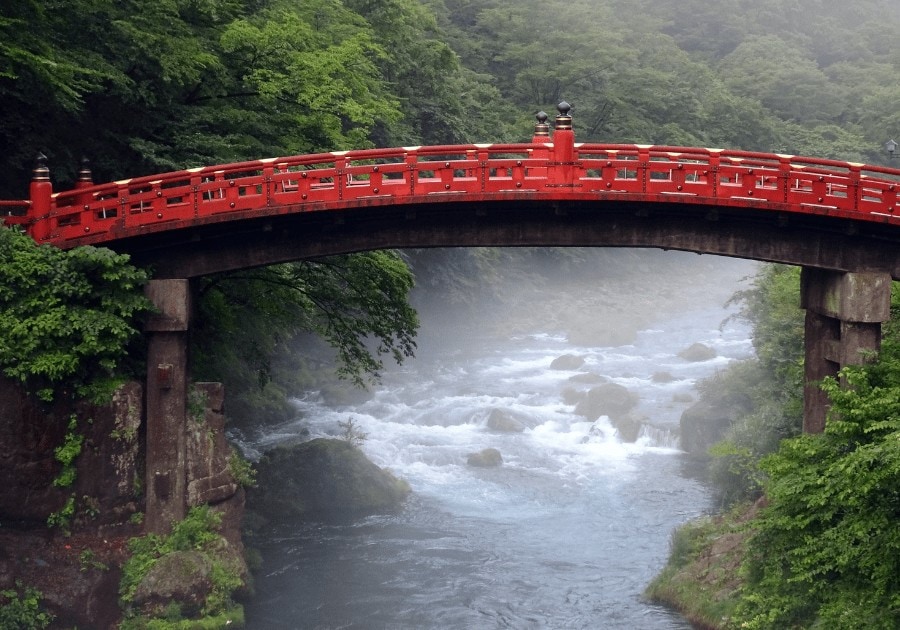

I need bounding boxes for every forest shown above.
[2,0,900,627]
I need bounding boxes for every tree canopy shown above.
[0,226,152,402]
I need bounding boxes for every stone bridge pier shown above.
[801,268,892,433]
[144,279,192,533]
[143,279,244,535]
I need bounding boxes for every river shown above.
[236,250,758,629]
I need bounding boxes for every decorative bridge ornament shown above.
[3,104,900,250]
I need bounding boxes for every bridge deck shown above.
[4,142,900,250]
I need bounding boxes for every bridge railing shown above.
[6,136,900,248]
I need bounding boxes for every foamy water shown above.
[239,254,758,629]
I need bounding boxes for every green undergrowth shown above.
[119,605,244,630]
[645,503,756,629]
[0,581,54,629]
[119,506,246,628]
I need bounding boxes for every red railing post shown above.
[847,164,861,213]
[529,111,551,179]
[778,155,792,205]
[75,157,94,213]
[28,153,53,241]
[550,102,575,187]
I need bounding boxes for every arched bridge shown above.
[4,106,900,279]
[3,104,899,533]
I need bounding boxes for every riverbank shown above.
[644,500,761,629]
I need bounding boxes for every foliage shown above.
[0,226,152,403]
[46,494,75,535]
[337,416,368,447]
[645,507,747,628]
[228,449,257,488]
[733,345,900,629]
[704,265,805,505]
[0,0,509,197]
[120,605,244,630]
[79,549,109,573]
[52,415,84,488]
[120,506,244,622]
[0,581,54,630]
[191,252,419,423]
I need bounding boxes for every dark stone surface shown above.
[549,354,585,370]
[248,438,410,523]
[573,382,639,421]
[486,408,527,433]
[678,342,717,362]
[467,448,503,467]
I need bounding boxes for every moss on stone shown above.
[248,438,411,522]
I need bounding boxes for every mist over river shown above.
[236,251,759,629]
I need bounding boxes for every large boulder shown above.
[248,438,410,522]
[132,550,213,618]
[467,448,503,468]
[567,372,607,385]
[678,342,717,362]
[612,411,645,443]
[129,533,249,621]
[549,354,585,370]
[574,383,639,421]
[485,408,527,433]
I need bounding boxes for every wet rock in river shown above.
[550,354,585,370]
[467,448,503,467]
[574,383,639,421]
[678,342,717,362]
[248,438,410,522]
[486,408,527,433]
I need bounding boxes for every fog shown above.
[239,248,759,628]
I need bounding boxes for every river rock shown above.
[574,383,639,421]
[248,438,410,522]
[486,408,527,432]
[549,354,585,370]
[568,372,607,385]
[467,448,503,467]
[132,550,213,618]
[561,387,583,405]
[651,371,676,383]
[678,342,717,362]
[612,411,646,443]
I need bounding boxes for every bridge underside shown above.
[134,198,895,531]
[117,198,900,280]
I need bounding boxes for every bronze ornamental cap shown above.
[77,157,93,183]
[32,153,50,181]
[555,101,572,130]
[533,111,550,137]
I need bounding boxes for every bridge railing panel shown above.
[15,142,900,247]
[410,149,482,194]
[857,178,899,219]
[0,200,30,228]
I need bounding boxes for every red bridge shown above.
[3,103,900,532]
[4,105,900,279]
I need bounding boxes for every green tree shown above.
[735,343,900,628]
[0,225,152,402]
[706,265,805,504]
[192,252,419,424]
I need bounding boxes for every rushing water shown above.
[237,253,758,629]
